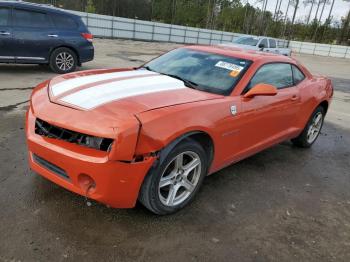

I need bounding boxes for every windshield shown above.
[142,48,251,95]
[233,37,259,46]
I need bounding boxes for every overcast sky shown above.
[247,0,350,23]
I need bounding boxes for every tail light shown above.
[81,33,93,42]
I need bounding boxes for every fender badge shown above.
[230,105,237,116]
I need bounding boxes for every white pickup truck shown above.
[222,36,292,56]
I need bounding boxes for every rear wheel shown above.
[49,47,77,74]
[139,139,208,215]
[292,106,325,148]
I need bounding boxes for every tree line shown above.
[30,0,350,45]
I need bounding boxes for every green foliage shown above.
[86,0,96,13]
[26,0,348,45]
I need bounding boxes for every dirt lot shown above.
[1,39,350,262]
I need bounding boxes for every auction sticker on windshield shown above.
[229,70,240,77]
[215,61,243,72]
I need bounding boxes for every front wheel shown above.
[292,106,325,148]
[49,47,77,74]
[139,139,208,215]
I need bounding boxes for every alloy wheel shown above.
[307,112,323,144]
[55,52,74,72]
[158,151,202,207]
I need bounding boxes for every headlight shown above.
[35,118,114,152]
[83,136,114,152]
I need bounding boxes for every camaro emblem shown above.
[230,105,237,116]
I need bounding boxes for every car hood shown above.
[30,68,222,139]
[48,68,221,115]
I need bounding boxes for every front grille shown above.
[35,118,113,152]
[33,154,70,180]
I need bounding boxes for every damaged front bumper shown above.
[26,108,156,208]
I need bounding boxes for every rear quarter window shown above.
[292,65,306,85]
[51,14,79,30]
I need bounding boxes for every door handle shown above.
[291,95,298,101]
[0,31,10,35]
[48,34,58,38]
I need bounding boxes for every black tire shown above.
[49,47,77,74]
[139,139,208,215]
[291,106,325,148]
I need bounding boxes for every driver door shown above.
[237,63,300,157]
[12,8,57,63]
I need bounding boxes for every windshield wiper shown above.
[160,73,200,90]
[141,65,154,72]
[141,66,200,90]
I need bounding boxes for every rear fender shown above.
[296,77,331,130]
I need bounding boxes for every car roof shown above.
[0,1,78,16]
[185,45,293,63]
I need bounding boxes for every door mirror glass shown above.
[243,83,277,98]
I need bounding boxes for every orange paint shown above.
[26,45,333,208]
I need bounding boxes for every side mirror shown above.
[258,43,265,50]
[243,83,277,98]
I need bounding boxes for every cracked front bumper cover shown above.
[26,109,156,208]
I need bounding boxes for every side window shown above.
[248,63,294,90]
[260,38,268,48]
[51,14,78,30]
[0,8,10,26]
[269,39,276,48]
[292,65,305,85]
[14,9,51,28]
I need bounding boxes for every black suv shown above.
[0,1,94,73]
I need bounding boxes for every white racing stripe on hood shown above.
[50,70,155,97]
[60,74,186,110]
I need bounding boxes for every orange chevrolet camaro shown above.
[26,45,333,214]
